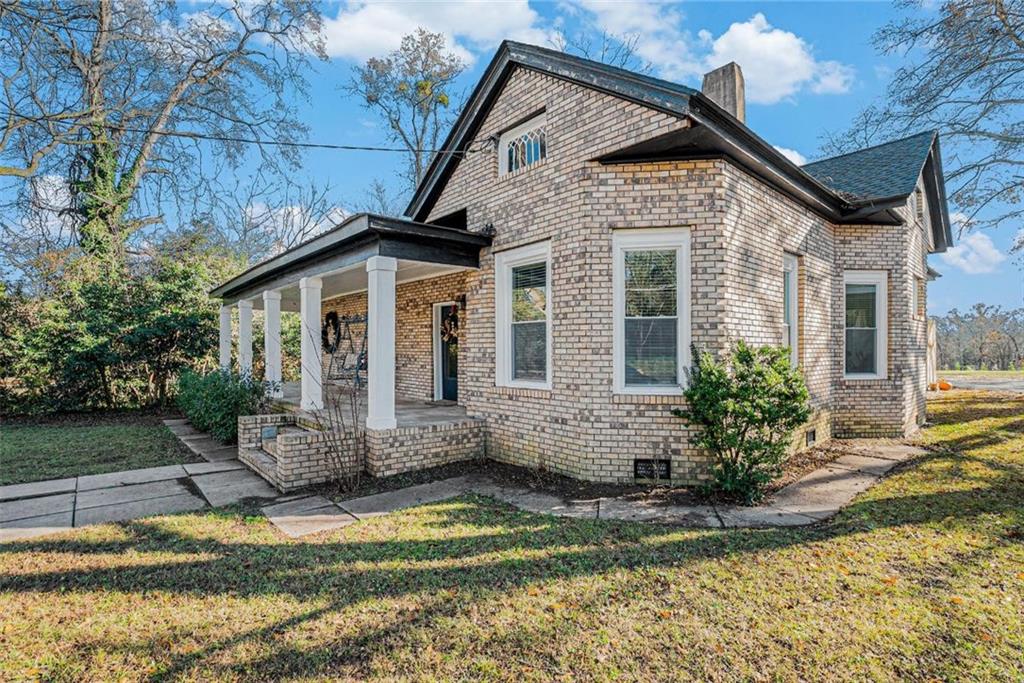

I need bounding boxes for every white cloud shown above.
[320,1,555,63]
[569,1,702,79]
[701,14,854,104]
[565,6,853,104]
[773,146,807,165]
[940,231,1006,275]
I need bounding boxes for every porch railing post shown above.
[218,304,232,371]
[366,255,397,430]
[263,290,283,397]
[237,299,254,377]
[299,277,324,411]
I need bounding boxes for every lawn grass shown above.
[0,413,199,485]
[1,391,1022,681]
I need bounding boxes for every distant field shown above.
[941,370,1023,377]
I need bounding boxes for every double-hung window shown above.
[783,254,799,367]
[613,228,690,394]
[843,271,888,379]
[495,241,551,388]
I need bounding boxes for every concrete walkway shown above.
[261,442,925,538]
[0,419,278,541]
[3,414,925,541]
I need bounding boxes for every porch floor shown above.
[276,382,470,428]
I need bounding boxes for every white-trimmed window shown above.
[783,253,799,367]
[844,271,888,379]
[498,113,546,175]
[495,241,551,388]
[613,228,690,394]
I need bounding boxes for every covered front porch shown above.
[276,382,470,428]
[210,213,491,490]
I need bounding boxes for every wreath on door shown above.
[440,304,459,343]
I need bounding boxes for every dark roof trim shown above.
[923,137,954,252]
[210,214,491,302]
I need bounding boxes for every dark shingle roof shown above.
[802,131,937,201]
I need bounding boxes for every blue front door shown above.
[439,304,458,401]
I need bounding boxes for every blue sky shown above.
[286,1,1022,315]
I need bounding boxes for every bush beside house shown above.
[176,370,272,444]
[675,342,811,504]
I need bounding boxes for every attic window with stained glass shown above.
[499,113,546,175]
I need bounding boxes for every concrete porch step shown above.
[261,425,314,459]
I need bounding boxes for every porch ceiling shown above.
[212,213,492,307]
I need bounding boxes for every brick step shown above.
[239,448,278,489]
[261,426,311,459]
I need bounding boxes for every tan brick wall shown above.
[366,419,484,478]
[420,64,927,482]
[258,65,930,485]
[831,211,923,438]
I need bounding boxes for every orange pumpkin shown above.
[938,380,953,391]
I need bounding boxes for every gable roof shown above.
[802,131,937,200]
[405,40,952,252]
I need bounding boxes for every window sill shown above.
[614,386,685,397]
[843,373,888,382]
[611,392,686,405]
[495,384,551,399]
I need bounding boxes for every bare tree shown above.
[351,177,403,217]
[552,31,652,74]
[820,0,1024,236]
[215,171,346,264]
[344,29,465,196]
[0,0,326,261]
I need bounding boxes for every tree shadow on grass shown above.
[4,396,1023,680]
[2,467,1023,681]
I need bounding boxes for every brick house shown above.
[211,42,953,492]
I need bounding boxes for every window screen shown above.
[623,250,677,386]
[510,262,547,381]
[845,283,877,374]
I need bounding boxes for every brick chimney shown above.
[701,62,745,123]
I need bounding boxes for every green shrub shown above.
[674,341,811,505]
[176,370,271,443]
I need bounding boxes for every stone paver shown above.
[183,460,245,476]
[76,492,207,527]
[0,511,74,541]
[191,469,278,507]
[262,496,357,538]
[831,453,900,477]
[715,505,816,528]
[166,423,201,437]
[599,498,720,526]
[76,479,192,510]
[0,492,76,523]
[0,478,77,503]
[770,464,879,520]
[77,464,187,491]
[202,446,240,462]
[338,476,476,520]
[161,418,189,426]
[183,437,227,457]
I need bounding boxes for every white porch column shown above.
[237,299,253,377]
[366,255,397,430]
[263,290,283,397]
[218,305,232,371]
[299,277,323,411]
